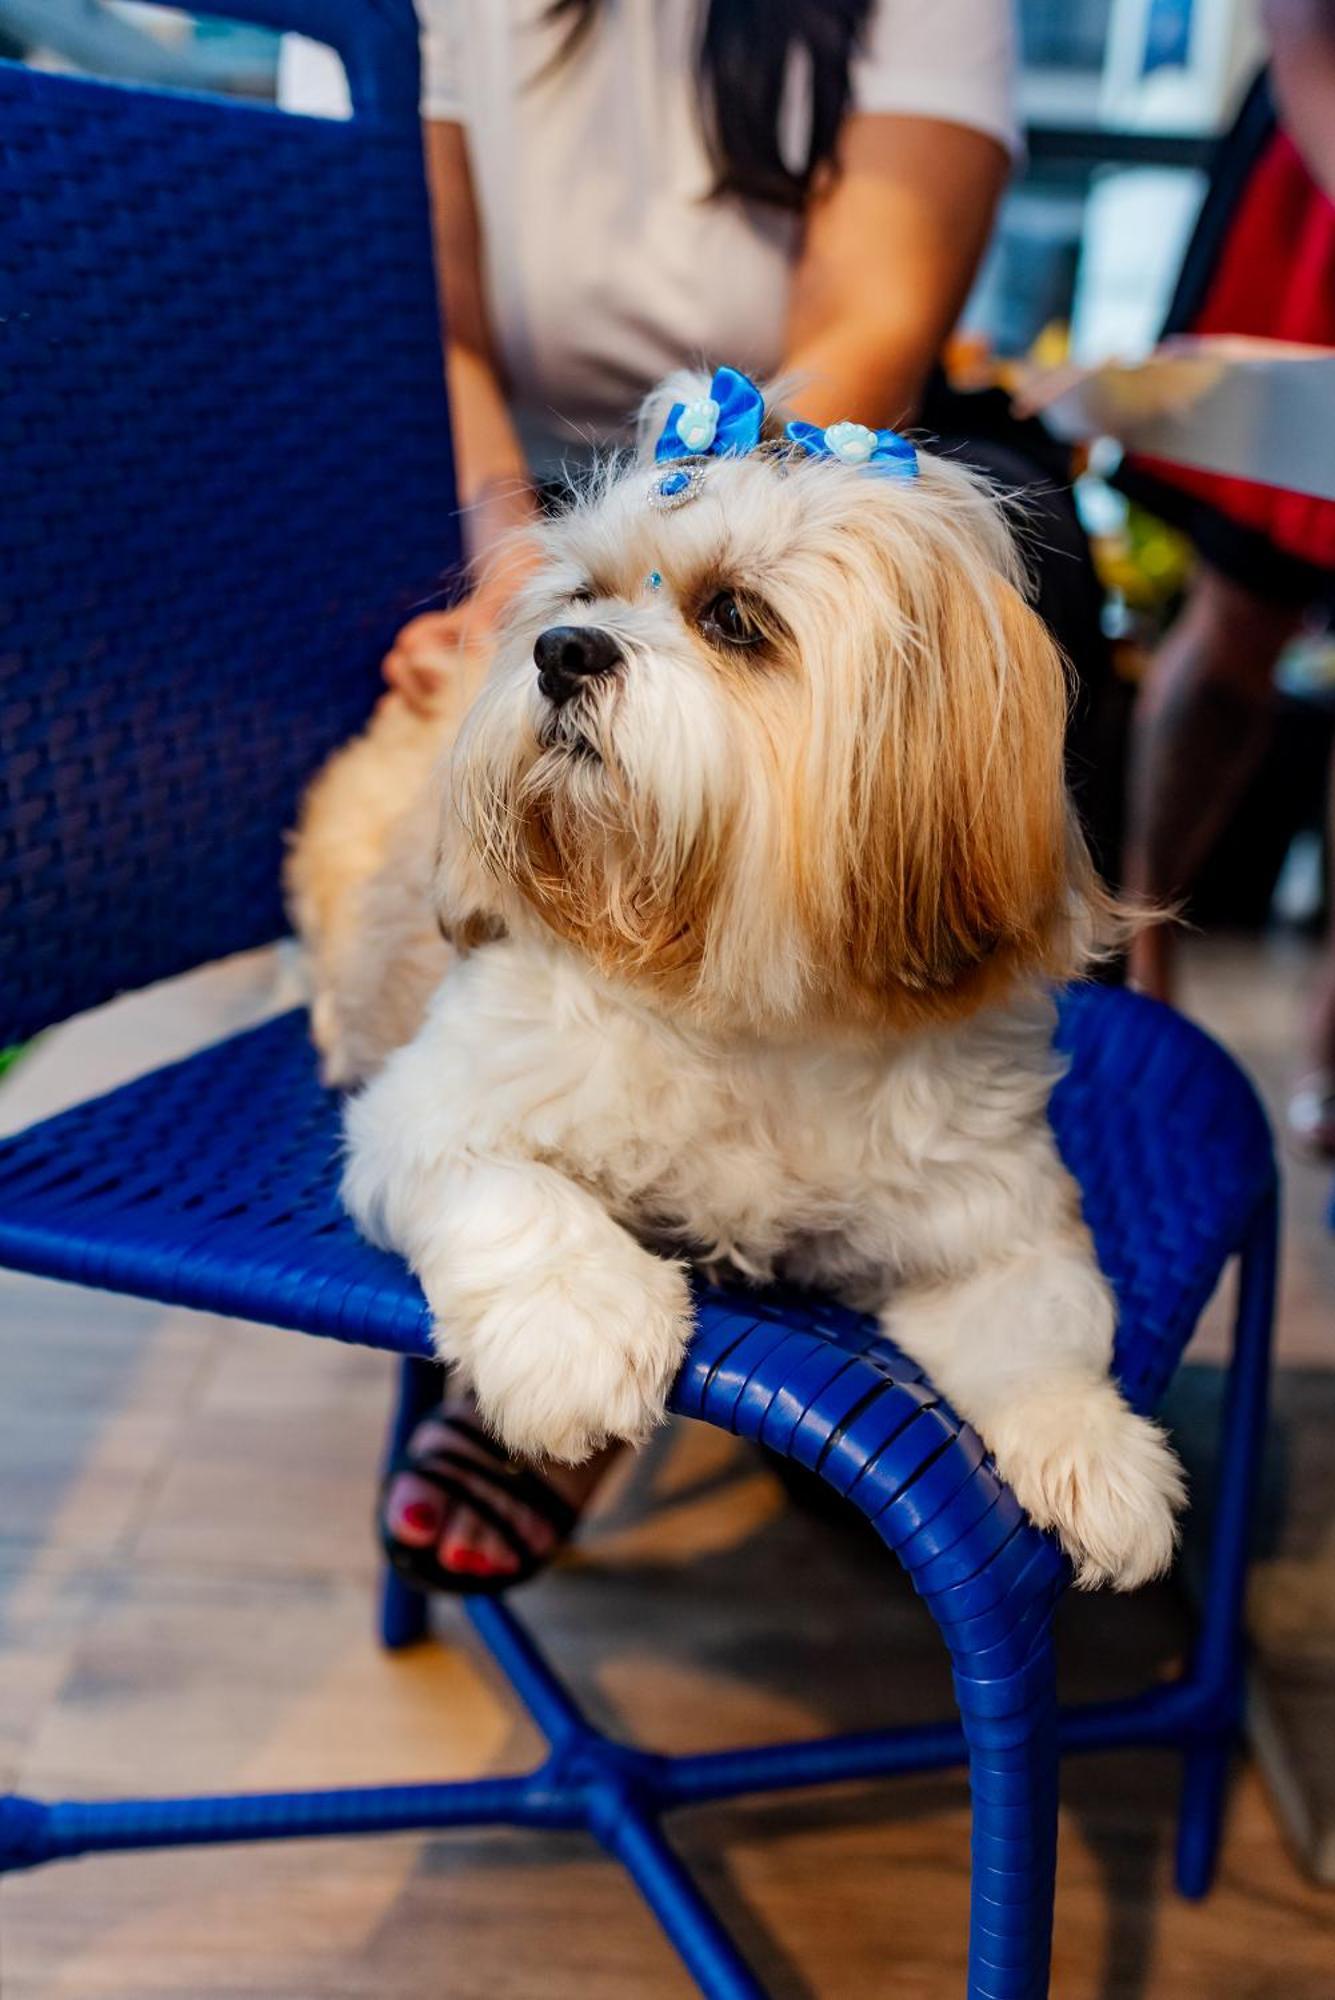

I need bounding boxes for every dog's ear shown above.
[842,568,1101,1023]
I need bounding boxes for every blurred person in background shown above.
[1121,0,1335,1155]
[285,0,1113,1592]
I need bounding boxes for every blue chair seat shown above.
[0,981,1272,1685]
[0,984,1272,1412]
[0,1007,435,1357]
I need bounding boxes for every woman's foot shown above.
[1289,948,1335,1160]
[381,1393,619,1589]
[1288,1073,1335,1159]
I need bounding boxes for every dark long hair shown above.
[546,0,875,209]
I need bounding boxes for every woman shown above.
[285,0,1019,696]
[286,0,1072,1593]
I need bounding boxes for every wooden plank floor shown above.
[2,942,1334,1998]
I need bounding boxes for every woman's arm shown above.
[781,113,1010,429]
[385,122,542,711]
[424,121,539,556]
[1263,0,1335,197]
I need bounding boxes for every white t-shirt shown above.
[282,0,1017,474]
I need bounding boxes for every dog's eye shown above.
[568,585,595,606]
[701,591,763,648]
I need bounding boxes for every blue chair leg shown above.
[1175,1185,1278,1900]
[380,1565,429,1653]
[1177,1739,1234,1902]
[957,1630,1061,2000]
[594,1797,769,2000]
[378,1355,443,1651]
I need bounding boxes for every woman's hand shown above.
[383,540,542,715]
[383,584,504,716]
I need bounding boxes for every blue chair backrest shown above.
[0,0,460,1044]
[1051,983,1274,1411]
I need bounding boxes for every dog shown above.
[295,369,1185,1590]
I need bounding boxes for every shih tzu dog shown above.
[290,367,1184,1590]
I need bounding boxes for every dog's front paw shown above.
[447,1252,694,1465]
[987,1380,1186,1591]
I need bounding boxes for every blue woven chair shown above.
[0,9,1279,1997]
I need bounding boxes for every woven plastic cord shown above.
[1049,985,1271,1407]
[0,16,460,1046]
[0,986,1273,1406]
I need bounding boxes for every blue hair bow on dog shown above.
[655,365,766,463]
[653,363,919,482]
[785,418,918,479]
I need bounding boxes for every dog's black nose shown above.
[534,625,622,704]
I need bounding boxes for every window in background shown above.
[0,1,279,98]
[968,0,1120,356]
[972,0,1261,359]
[1023,0,1117,68]
[1021,0,1116,124]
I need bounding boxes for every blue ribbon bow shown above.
[785,419,918,479]
[655,365,766,463]
[652,363,920,482]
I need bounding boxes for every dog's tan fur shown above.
[285,657,484,1085]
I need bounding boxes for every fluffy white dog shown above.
[295,372,1185,1591]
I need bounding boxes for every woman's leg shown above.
[1123,564,1302,1000]
[1290,737,1335,1157]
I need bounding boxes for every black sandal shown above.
[379,1412,581,1597]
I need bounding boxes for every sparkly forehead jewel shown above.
[648,463,705,511]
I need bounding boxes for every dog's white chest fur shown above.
[343,934,1184,1592]
[351,935,1075,1316]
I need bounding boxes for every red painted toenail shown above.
[447,1547,502,1575]
[399,1502,437,1533]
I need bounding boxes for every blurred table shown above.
[1019,338,1335,501]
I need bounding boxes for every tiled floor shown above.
[1,940,1333,1997]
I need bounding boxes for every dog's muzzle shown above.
[534,625,623,706]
